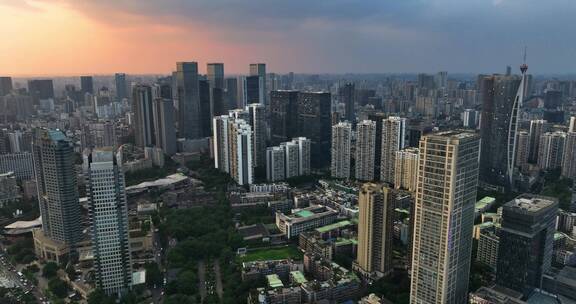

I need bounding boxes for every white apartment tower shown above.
[228,119,254,185]
[331,122,352,179]
[562,132,576,180]
[84,148,132,296]
[266,146,285,182]
[380,116,406,184]
[538,131,566,170]
[355,120,376,181]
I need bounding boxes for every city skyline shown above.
[2,0,576,75]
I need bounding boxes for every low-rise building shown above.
[276,205,338,239]
[242,259,304,282]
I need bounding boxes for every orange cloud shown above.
[0,1,283,75]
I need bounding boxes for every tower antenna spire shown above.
[520,46,528,74]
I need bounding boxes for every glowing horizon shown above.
[1,0,575,76]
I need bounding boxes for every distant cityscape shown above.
[0,59,575,304]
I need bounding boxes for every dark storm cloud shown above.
[25,0,576,73]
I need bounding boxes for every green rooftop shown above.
[290,271,307,285]
[315,220,352,233]
[296,210,314,218]
[555,232,566,241]
[266,274,284,288]
[335,238,357,246]
[476,197,496,208]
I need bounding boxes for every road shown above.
[0,254,44,302]
[151,229,165,304]
[213,260,223,300]
[197,260,206,302]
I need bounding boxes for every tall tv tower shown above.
[507,47,529,188]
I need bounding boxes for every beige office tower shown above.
[380,116,406,184]
[538,131,566,170]
[515,130,530,171]
[561,132,576,180]
[356,183,396,279]
[394,147,419,192]
[355,120,376,181]
[410,131,480,304]
[569,116,575,133]
[331,122,352,179]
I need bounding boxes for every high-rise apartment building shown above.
[225,77,239,110]
[331,122,352,179]
[249,63,267,105]
[461,109,479,129]
[394,148,419,192]
[228,119,254,185]
[380,117,405,184]
[355,183,396,279]
[80,76,94,95]
[410,131,480,304]
[297,92,332,167]
[270,90,298,145]
[153,98,177,156]
[33,129,82,261]
[538,131,566,170]
[435,71,448,89]
[245,75,262,105]
[266,146,285,182]
[355,120,376,181]
[515,131,530,170]
[570,116,575,133]
[561,132,576,180]
[207,63,224,89]
[175,62,201,139]
[528,120,547,163]
[132,85,156,148]
[114,73,127,101]
[0,152,34,181]
[266,137,310,182]
[28,79,54,103]
[367,112,388,179]
[339,83,356,123]
[0,77,12,96]
[496,194,558,297]
[283,141,299,178]
[213,115,230,173]
[84,148,132,296]
[476,226,500,271]
[247,103,266,168]
[198,79,213,137]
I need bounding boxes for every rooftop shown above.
[266,274,284,289]
[296,210,315,218]
[126,173,188,191]
[315,220,352,233]
[290,271,307,285]
[506,194,557,213]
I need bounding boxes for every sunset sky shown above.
[1,0,575,76]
